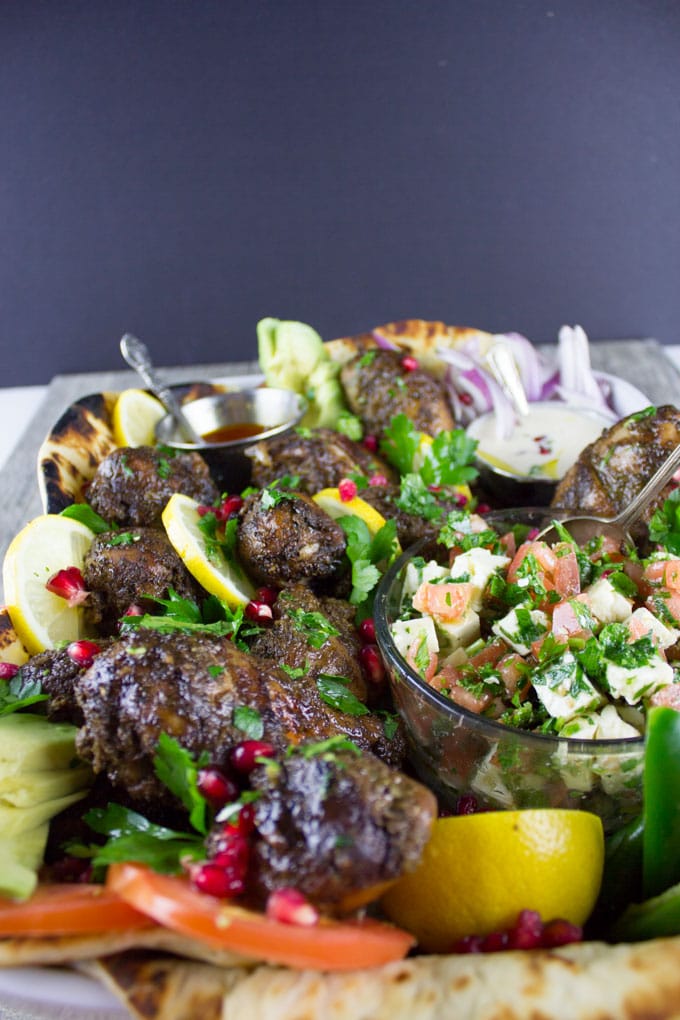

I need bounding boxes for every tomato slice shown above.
[0,883,153,937]
[107,863,414,971]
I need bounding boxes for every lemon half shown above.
[112,388,166,447]
[312,488,396,543]
[2,515,95,655]
[162,494,255,608]
[381,809,604,951]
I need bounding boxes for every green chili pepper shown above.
[589,814,643,935]
[610,880,680,942]
[643,706,680,899]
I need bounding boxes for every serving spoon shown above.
[119,333,203,445]
[538,440,680,547]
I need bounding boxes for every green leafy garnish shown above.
[260,476,301,509]
[153,732,210,835]
[339,515,399,607]
[233,705,264,740]
[649,489,680,556]
[316,675,369,716]
[84,803,204,873]
[286,608,340,648]
[0,671,48,715]
[61,503,115,534]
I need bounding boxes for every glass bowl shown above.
[374,508,645,834]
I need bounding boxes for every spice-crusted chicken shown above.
[236,490,348,590]
[239,747,437,912]
[245,427,395,492]
[340,349,456,437]
[83,527,203,635]
[75,630,405,810]
[552,405,680,524]
[87,446,219,528]
[249,583,368,702]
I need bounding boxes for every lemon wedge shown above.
[112,388,166,447]
[162,494,255,608]
[381,809,604,951]
[2,515,95,655]
[312,488,395,541]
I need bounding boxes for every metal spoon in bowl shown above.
[119,333,203,445]
[538,441,680,548]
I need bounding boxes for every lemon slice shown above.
[2,516,95,655]
[412,432,434,471]
[381,809,604,951]
[112,388,166,447]
[162,494,255,608]
[312,488,394,540]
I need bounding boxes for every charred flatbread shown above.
[69,935,680,1020]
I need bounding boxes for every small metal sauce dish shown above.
[155,387,307,492]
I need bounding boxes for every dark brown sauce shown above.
[201,422,267,444]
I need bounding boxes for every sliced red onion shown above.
[496,332,547,402]
[371,329,399,350]
[558,325,603,403]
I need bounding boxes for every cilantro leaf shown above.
[649,489,680,555]
[84,803,203,874]
[420,430,478,487]
[379,414,421,475]
[316,675,369,716]
[0,671,48,715]
[233,705,264,740]
[287,608,340,648]
[152,733,210,835]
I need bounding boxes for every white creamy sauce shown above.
[469,403,610,480]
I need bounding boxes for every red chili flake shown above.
[459,392,474,406]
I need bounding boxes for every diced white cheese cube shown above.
[491,606,549,656]
[605,654,675,705]
[402,559,449,599]
[449,548,510,610]
[583,577,633,625]
[592,703,641,739]
[628,607,679,650]
[559,714,600,740]
[471,745,515,809]
[436,609,481,652]
[390,616,439,661]
[533,652,604,723]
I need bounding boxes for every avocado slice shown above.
[0,714,81,771]
[0,825,49,900]
[0,789,87,838]
[257,317,349,428]
[0,764,92,807]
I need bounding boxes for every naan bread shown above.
[325,320,494,377]
[66,935,680,1020]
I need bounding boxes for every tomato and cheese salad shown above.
[390,511,680,740]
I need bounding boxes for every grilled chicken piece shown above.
[241,747,437,911]
[18,644,107,726]
[75,631,404,809]
[87,446,219,528]
[552,405,680,525]
[83,528,203,635]
[245,427,395,493]
[236,491,348,590]
[340,349,456,437]
[249,583,367,701]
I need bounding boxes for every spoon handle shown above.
[616,441,680,532]
[119,334,202,444]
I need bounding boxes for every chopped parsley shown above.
[286,608,340,648]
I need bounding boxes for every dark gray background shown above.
[2,0,680,386]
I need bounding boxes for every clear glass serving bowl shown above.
[374,508,645,834]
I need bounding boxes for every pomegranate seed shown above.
[66,640,101,668]
[235,801,256,836]
[459,392,474,406]
[538,445,550,456]
[211,830,250,874]
[215,495,244,521]
[266,888,319,926]
[358,617,376,644]
[455,794,479,815]
[527,527,540,540]
[255,586,278,606]
[453,934,484,953]
[196,504,213,517]
[197,766,239,807]
[338,478,357,502]
[507,909,543,950]
[401,355,419,372]
[480,930,509,952]
[230,739,276,773]
[359,643,385,685]
[362,434,378,453]
[46,566,89,607]
[369,473,388,487]
[476,502,491,515]
[190,862,243,899]
[48,856,93,884]
[540,919,582,948]
[0,662,19,680]
[244,601,274,624]
[454,491,468,508]
[123,603,144,617]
